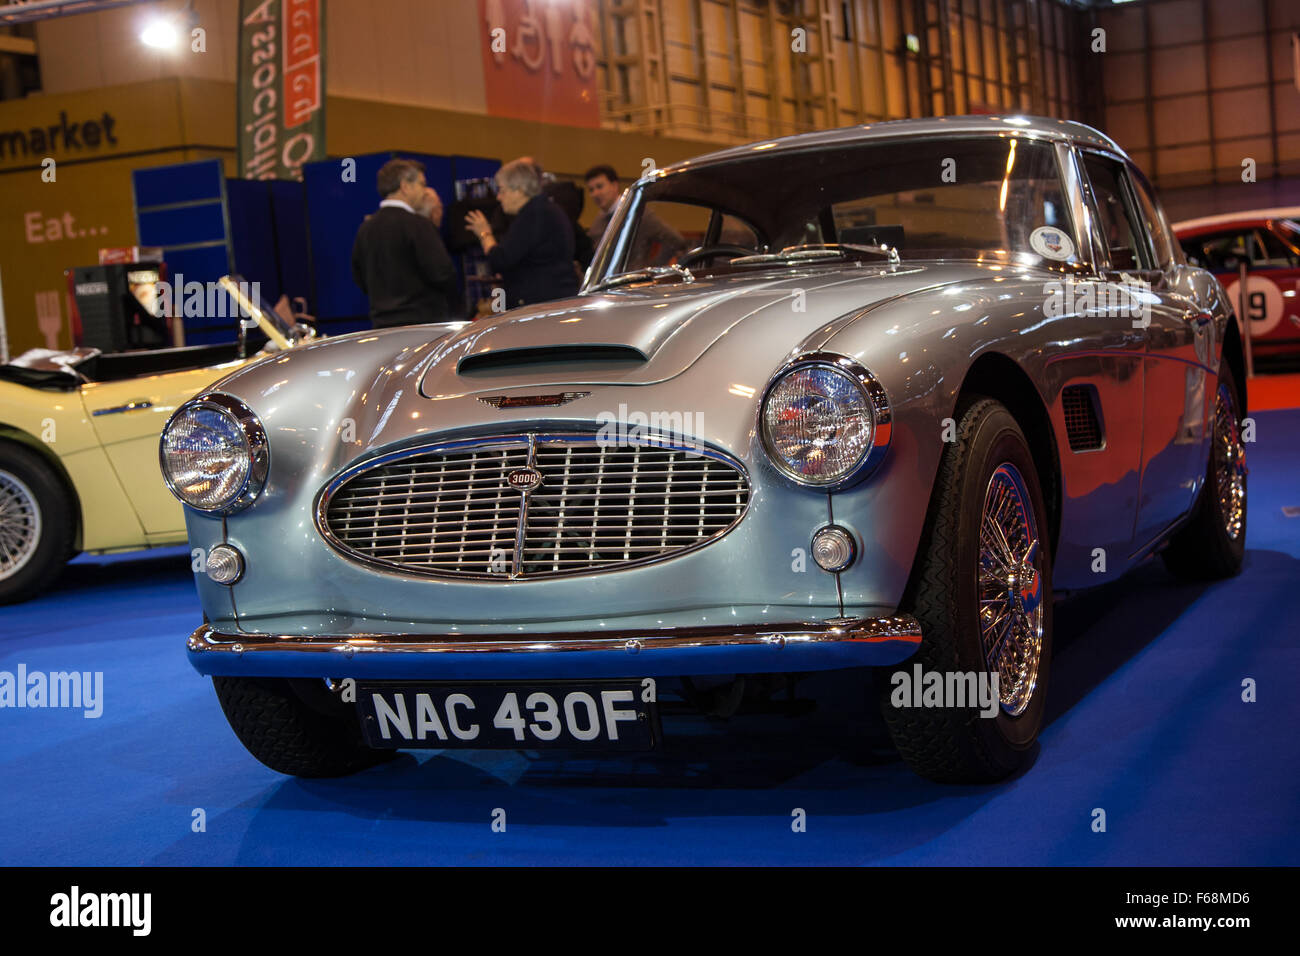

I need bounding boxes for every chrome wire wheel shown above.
[977,463,1044,717]
[0,469,42,582]
[1212,383,1246,541]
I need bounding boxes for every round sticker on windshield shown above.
[1029,226,1075,261]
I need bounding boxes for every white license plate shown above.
[356,680,660,750]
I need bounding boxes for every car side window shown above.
[1081,152,1153,272]
[1177,237,1205,267]
[1128,169,1176,270]
[1187,229,1295,271]
[1275,220,1300,259]
[1254,227,1298,267]
[1185,230,1248,272]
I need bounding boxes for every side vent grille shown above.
[1062,385,1104,452]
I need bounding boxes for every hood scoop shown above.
[457,344,647,377]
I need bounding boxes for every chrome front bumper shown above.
[186,615,923,679]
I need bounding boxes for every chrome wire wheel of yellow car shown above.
[1162,362,1247,581]
[978,463,1044,718]
[0,469,42,581]
[0,442,75,605]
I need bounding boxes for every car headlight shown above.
[760,353,891,488]
[159,393,268,513]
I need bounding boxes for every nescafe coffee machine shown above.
[66,260,175,353]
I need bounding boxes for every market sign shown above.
[237,0,326,181]
[0,111,118,161]
[479,0,599,129]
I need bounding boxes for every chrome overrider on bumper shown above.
[186,615,923,679]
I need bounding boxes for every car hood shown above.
[419,261,993,398]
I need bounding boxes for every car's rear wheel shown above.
[0,442,74,605]
[1161,363,1247,580]
[212,676,393,777]
[877,397,1053,782]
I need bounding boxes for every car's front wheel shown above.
[877,397,1053,783]
[213,676,394,777]
[0,441,74,605]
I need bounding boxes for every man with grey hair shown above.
[465,157,579,308]
[352,158,460,327]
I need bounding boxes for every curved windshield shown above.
[587,135,1081,289]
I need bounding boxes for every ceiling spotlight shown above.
[140,17,180,48]
[140,2,199,50]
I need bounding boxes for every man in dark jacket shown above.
[546,178,595,271]
[464,158,579,309]
[351,158,461,328]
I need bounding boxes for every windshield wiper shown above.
[730,243,901,267]
[587,264,695,293]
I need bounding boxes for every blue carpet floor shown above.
[1,411,1297,866]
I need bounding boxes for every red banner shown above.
[283,0,322,129]
[479,0,599,129]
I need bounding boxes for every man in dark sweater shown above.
[351,158,461,328]
[464,158,580,310]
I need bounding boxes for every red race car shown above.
[1173,207,1300,362]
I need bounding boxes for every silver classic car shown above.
[161,116,1247,782]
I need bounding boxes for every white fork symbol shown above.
[35,290,63,349]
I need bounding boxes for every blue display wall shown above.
[132,152,500,342]
[132,160,311,345]
[303,152,500,330]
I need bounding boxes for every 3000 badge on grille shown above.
[356,680,660,750]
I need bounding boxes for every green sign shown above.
[237,0,326,180]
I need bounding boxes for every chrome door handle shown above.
[92,400,154,416]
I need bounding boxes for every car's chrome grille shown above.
[321,435,750,579]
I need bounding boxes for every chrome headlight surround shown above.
[759,352,892,490]
[159,392,269,514]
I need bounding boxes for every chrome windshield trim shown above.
[591,130,1084,289]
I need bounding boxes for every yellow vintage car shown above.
[0,278,309,603]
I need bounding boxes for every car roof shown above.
[1171,207,1300,235]
[655,115,1128,177]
